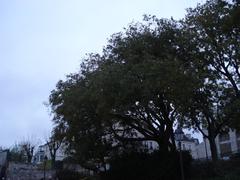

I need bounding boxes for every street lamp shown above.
[175,126,185,180]
[43,156,48,180]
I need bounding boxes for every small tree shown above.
[9,144,26,163]
[46,130,63,169]
[19,138,37,163]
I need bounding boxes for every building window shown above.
[220,143,232,157]
[40,154,44,162]
[182,143,186,150]
[219,132,230,142]
[149,142,153,150]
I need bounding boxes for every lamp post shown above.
[175,127,185,180]
[43,156,48,180]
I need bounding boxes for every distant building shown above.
[34,129,240,163]
[176,133,199,159]
[34,145,45,163]
[143,128,200,159]
[0,150,9,179]
[34,142,66,164]
[142,141,158,152]
[196,129,240,160]
[174,127,200,159]
[0,150,8,167]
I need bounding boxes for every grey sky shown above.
[0,0,205,147]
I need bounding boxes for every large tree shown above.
[49,0,240,165]
[49,18,201,166]
[179,0,240,161]
[184,0,240,96]
[49,73,116,172]
[182,79,234,161]
[88,19,199,152]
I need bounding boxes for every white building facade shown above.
[143,129,200,159]
[196,129,240,160]
[34,143,67,164]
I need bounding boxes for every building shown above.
[143,128,200,159]
[196,129,240,160]
[0,150,9,179]
[174,127,200,159]
[34,142,66,164]
[34,128,240,163]
[0,150,8,167]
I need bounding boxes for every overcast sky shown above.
[0,0,205,147]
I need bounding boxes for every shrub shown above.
[101,150,192,180]
[56,169,84,180]
[190,159,240,180]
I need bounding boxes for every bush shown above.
[190,159,240,180]
[101,150,192,180]
[54,160,63,170]
[56,169,84,180]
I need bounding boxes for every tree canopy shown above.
[48,0,240,166]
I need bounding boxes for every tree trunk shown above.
[165,123,176,152]
[169,126,176,152]
[51,156,56,169]
[27,154,32,163]
[157,129,174,153]
[208,136,218,162]
[156,138,169,153]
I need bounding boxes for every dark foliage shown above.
[101,150,192,180]
[54,160,64,170]
[56,169,84,180]
[190,161,219,179]
[190,159,240,180]
[8,147,26,163]
[48,0,240,170]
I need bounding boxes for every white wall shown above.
[195,129,240,160]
